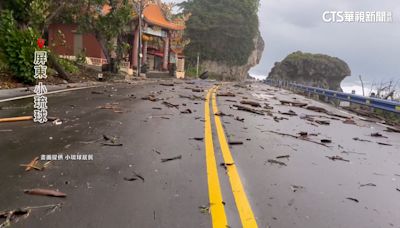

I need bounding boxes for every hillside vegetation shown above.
[180,0,260,66]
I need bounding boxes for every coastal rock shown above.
[201,32,264,81]
[267,51,351,91]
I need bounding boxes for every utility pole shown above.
[359,75,365,96]
[137,0,143,77]
[196,52,200,78]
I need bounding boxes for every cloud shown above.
[252,0,400,83]
[166,0,400,83]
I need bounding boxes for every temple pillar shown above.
[132,27,139,69]
[162,35,169,71]
[142,41,148,65]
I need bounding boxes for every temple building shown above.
[48,1,187,78]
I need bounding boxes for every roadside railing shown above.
[264,79,400,114]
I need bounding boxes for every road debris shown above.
[20,157,51,171]
[370,132,388,138]
[320,139,332,143]
[160,83,174,87]
[343,119,357,125]
[377,142,392,146]
[0,116,33,123]
[235,116,244,122]
[326,155,349,162]
[267,159,287,166]
[263,103,274,110]
[315,120,330,125]
[162,101,179,109]
[217,92,235,97]
[276,155,290,159]
[273,116,289,122]
[153,148,161,155]
[215,111,232,117]
[52,118,63,126]
[385,126,400,133]
[21,157,39,171]
[142,95,158,102]
[124,172,145,182]
[228,141,243,145]
[240,100,261,107]
[278,110,297,116]
[306,106,328,113]
[101,134,122,146]
[0,203,62,228]
[220,162,234,170]
[346,197,359,203]
[341,151,366,155]
[268,131,329,147]
[101,142,123,146]
[233,104,264,115]
[198,205,210,214]
[290,185,304,192]
[161,155,182,163]
[280,100,307,107]
[123,177,138,182]
[97,103,122,113]
[298,132,308,137]
[180,109,192,114]
[189,137,204,141]
[192,88,204,93]
[353,137,372,142]
[359,183,376,187]
[179,94,205,101]
[24,188,66,198]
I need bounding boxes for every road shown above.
[1,80,399,228]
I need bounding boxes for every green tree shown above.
[0,0,81,83]
[179,0,260,66]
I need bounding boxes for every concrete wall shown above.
[48,24,105,59]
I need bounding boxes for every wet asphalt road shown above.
[0,80,399,228]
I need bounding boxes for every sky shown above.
[168,0,400,90]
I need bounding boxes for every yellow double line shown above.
[204,86,258,228]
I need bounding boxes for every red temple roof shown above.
[143,4,185,31]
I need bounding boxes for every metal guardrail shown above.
[265,79,400,114]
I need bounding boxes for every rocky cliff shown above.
[268,51,351,91]
[201,32,265,81]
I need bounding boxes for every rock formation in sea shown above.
[268,51,351,91]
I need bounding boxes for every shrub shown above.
[0,10,40,84]
[58,58,79,74]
